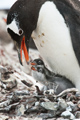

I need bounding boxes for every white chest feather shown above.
[32,1,80,90]
[31,70,47,85]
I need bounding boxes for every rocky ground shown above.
[0,42,80,120]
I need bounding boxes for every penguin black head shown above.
[7,0,45,65]
[31,58,47,83]
[31,59,45,72]
[31,59,44,66]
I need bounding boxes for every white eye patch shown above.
[7,19,22,36]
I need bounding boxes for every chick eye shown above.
[19,29,23,35]
[38,60,41,65]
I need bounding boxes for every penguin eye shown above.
[38,60,41,65]
[19,29,23,35]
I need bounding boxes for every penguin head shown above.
[31,59,45,73]
[7,0,40,65]
[31,59,47,82]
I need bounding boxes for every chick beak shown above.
[31,62,36,66]
[19,36,29,65]
[31,61,37,71]
[31,66,37,71]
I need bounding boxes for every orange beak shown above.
[31,62,36,65]
[31,66,37,71]
[20,36,29,64]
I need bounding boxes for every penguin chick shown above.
[31,59,75,94]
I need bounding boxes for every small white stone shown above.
[35,102,39,106]
[66,106,72,112]
[58,98,67,110]
[0,65,7,73]
[67,101,75,107]
[61,111,75,119]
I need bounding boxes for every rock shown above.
[57,118,69,120]
[16,104,26,116]
[6,79,17,90]
[40,98,50,102]
[77,100,80,109]
[35,102,40,106]
[67,101,75,108]
[66,106,72,112]
[61,111,75,119]
[47,118,57,120]
[75,111,80,118]
[25,97,37,112]
[26,105,43,113]
[66,93,76,102]
[28,118,42,120]
[39,112,55,119]
[72,104,79,112]
[40,102,59,111]
[1,78,17,90]
[0,66,8,81]
[0,114,9,120]
[0,65,7,73]
[14,90,30,96]
[75,92,80,97]
[58,98,67,111]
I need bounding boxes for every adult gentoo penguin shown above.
[7,0,80,90]
[31,58,75,94]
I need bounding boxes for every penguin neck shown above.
[44,66,55,78]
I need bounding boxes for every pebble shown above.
[0,65,7,73]
[66,106,72,112]
[58,98,67,110]
[67,101,75,107]
[72,104,79,112]
[35,101,40,106]
[75,111,80,118]
[39,112,55,119]
[40,102,59,111]
[16,104,26,116]
[61,111,75,119]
